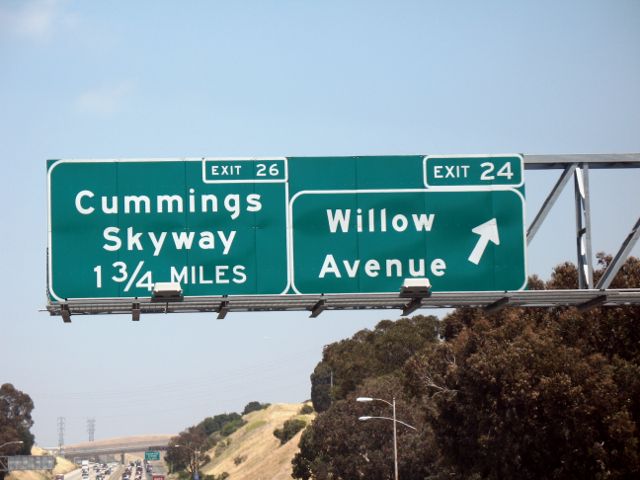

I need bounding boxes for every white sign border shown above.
[47,158,292,302]
[288,187,528,295]
[423,153,525,190]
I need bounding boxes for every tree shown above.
[309,363,332,413]
[292,375,436,480]
[310,315,440,412]
[404,257,640,479]
[0,384,35,480]
[297,257,640,479]
[165,425,210,474]
[199,413,243,436]
[273,418,306,445]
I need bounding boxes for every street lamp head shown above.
[356,397,373,402]
[151,282,183,302]
[358,416,372,421]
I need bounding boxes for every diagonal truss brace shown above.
[527,164,577,244]
[528,162,599,289]
[596,216,640,289]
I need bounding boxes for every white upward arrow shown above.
[468,218,500,265]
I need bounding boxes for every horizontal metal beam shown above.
[523,153,640,169]
[44,289,640,318]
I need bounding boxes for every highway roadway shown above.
[145,458,167,478]
[62,463,123,480]
[61,458,167,480]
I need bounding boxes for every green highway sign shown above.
[290,189,525,293]
[47,155,526,301]
[144,451,161,461]
[48,158,289,301]
[7,456,56,471]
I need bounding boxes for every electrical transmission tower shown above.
[87,418,95,442]
[57,417,65,454]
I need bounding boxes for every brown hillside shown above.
[201,403,315,480]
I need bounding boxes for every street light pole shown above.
[392,397,398,480]
[357,397,416,480]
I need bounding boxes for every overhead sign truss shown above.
[0,456,56,472]
[45,153,640,319]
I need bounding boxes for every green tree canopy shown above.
[200,413,243,436]
[165,425,210,474]
[293,375,436,480]
[310,315,440,412]
[295,257,640,479]
[0,384,36,480]
[242,401,270,415]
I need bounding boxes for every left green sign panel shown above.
[47,158,290,301]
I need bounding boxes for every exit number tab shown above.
[202,158,287,183]
[423,154,523,188]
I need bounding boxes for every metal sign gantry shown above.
[46,153,640,320]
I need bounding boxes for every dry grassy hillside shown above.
[201,403,315,480]
[6,447,77,480]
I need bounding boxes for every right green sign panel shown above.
[287,154,526,294]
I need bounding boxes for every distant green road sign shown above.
[7,456,56,471]
[47,155,526,301]
[145,451,160,461]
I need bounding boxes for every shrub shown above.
[233,455,247,466]
[242,401,270,415]
[200,413,243,436]
[299,404,314,415]
[273,418,307,445]
[220,418,246,436]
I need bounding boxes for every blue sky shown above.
[1,0,639,446]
